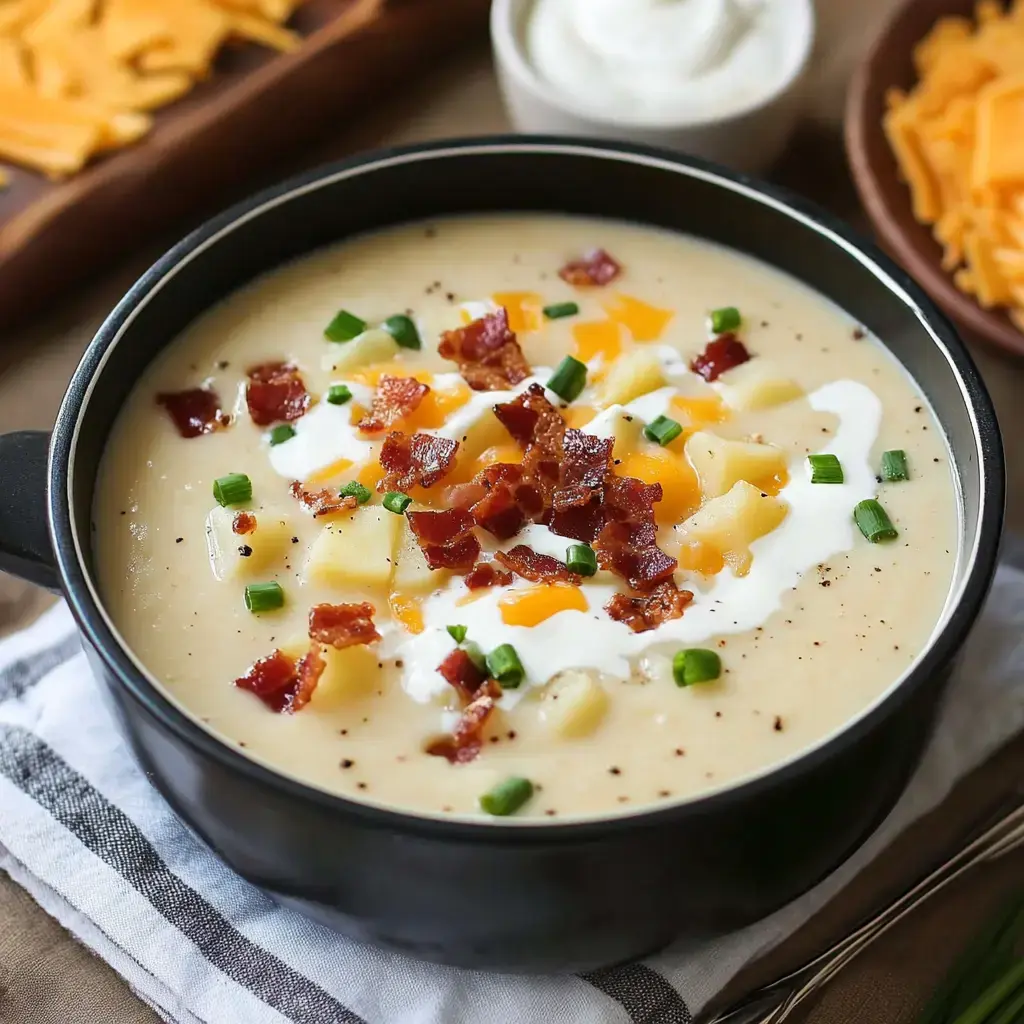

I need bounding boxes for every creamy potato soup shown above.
[95,215,959,821]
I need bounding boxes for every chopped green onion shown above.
[853,498,898,542]
[565,543,598,577]
[807,453,844,484]
[326,384,352,406]
[382,313,421,350]
[486,643,525,688]
[244,581,284,613]
[338,481,372,505]
[881,449,909,482]
[543,301,579,320]
[383,491,412,515]
[480,776,534,817]
[987,983,1024,1024]
[949,962,1024,1024]
[546,355,588,402]
[324,309,366,342]
[268,424,295,446]
[709,306,741,333]
[643,415,683,447]
[446,624,468,644]
[672,648,722,687]
[213,473,252,507]
[463,640,487,673]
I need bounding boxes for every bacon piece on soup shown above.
[378,431,459,492]
[464,561,514,590]
[290,644,327,712]
[437,647,489,702]
[495,545,579,585]
[595,476,677,591]
[548,428,614,540]
[690,334,751,382]
[156,387,227,438]
[558,248,622,287]
[232,511,257,535]
[289,481,358,518]
[245,362,310,425]
[308,602,381,649]
[494,383,565,451]
[605,580,694,634]
[234,649,312,714]
[438,308,531,391]
[407,507,481,571]
[426,681,502,764]
[357,375,430,434]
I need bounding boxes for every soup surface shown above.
[95,215,959,821]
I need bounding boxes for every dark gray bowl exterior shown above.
[40,140,1001,972]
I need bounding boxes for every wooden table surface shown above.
[1,47,1023,1024]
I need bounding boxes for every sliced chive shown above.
[480,776,534,816]
[543,301,579,320]
[949,961,1024,1024]
[326,384,352,406]
[338,481,372,505]
[546,355,588,402]
[268,424,296,446]
[709,306,741,333]
[643,415,683,447]
[987,984,1024,1024]
[446,624,468,644]
[807,453,843,484]
[463,640,487,673]
[244,581,284,613]
[565,543,598,577]
[382,313,421,350]
[672,648,721,687]
[486,643,525,688]
[324,309,366,342]
[213,473,252,507]
[383,491,412,515]
[881,449,909,482]
[853,498,898,542]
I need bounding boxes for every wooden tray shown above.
[0,0,489,331]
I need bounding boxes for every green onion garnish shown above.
[382,313,421,350]
[543,301,579,320]
[546,355,588,402]
[324,309,366,342]
[486,643,525,688]
[672,648,722,687]
[479,776,534,817]
[807,453,844,484]
[709,306,741,333]
[881,449,909,482]
[268,424,295,446]
[463,640,487,672]
[565,543,598,577]
[338,481,372,505]
[326,384,352,406]
[853,498,898,542]
[213,473,252,507]
[643,415,683,447]
[383,491,412,515]
[446,624,468,644]
[244,581,284,613]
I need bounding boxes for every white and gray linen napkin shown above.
[1,561,1023,1024]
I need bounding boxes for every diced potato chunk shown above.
[715,360,802,411]
[538,669,609,738]
[596,348,665,407]
[278,637,380,709]
[685,430,788,499]
[321,327,398,373]
[680,481,787,573]
[586,405,645,459]
[206,506,292,580]
[306,506,400,588]
[391,517,447,594]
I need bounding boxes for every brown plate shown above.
[844,0,1024,360]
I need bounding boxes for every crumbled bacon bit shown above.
[595,476,677,591]
[232,511,257,535]
[309,602,381,649]
[156,387,225,438]
[378,431,459,492]
[464,561,514,590]
[407,507,481,571]
[289,481,358,518]
[494,383,565,451]
[495,545,579,585]
[437,647,489,701]
[558,248,622,287]
[438,308,531,391]
[357,375,430,434]
[690,334,751,382]
[426,683,501,764]
[245,362,310,426]
[291,645,326,712]
[447,481,488,511]
[549,429,613,540]
[605,580,694,633]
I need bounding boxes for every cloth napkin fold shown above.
[1,563,1023,1024]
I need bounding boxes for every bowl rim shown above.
[49,135,1005,843]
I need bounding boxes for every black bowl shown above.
[0,138,1003,972]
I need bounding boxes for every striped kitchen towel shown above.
[1,564,1023,1024]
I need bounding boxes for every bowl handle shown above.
[0,431,58,591]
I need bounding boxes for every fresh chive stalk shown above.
[338,481,372,505]
[268,424,295,446]
[643,415,683,447]
[672,648,721,687]
[383,313,421,350]
[882,449,909,482]
[543,301,580,320]
[446,624,468,644]
[383,491,412,515]
[546,356,588,402]
[244,581,284,613]
[326,384,352,406]
[480,776,534,816]
[710,306,741,333]
[565,543,598,577]
[988,985,1024,1024]
[213,473,252,507]
[324,310,366,342]
[853,499,898,542]
[949,961,1024,1024]
[807,453,844,484]
[486,643,525,688]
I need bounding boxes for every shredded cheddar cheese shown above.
[499,583,588,627]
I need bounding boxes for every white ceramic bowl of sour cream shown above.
[491,0,815,174]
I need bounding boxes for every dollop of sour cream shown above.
[525,0,806,123]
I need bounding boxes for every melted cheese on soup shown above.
[94,216,959,822]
